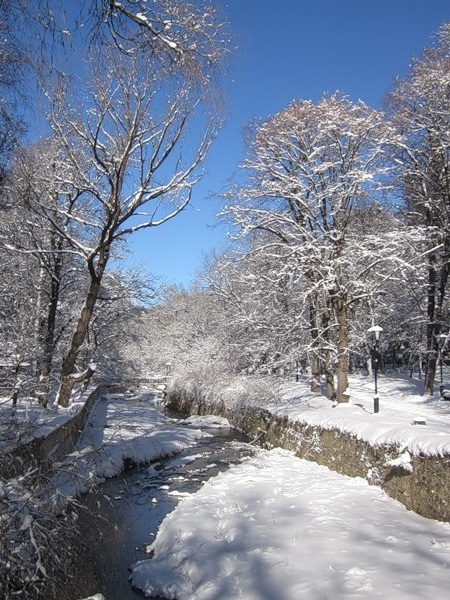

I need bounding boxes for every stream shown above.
[49,413,255,600]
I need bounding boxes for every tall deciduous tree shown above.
[206,245,309,377]
[39,4,229,406]
[224,94,396,402]
[3,138,87,405]
[386,22,450,394]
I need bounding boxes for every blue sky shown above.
[128,0,450,288]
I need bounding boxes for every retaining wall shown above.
[3,384,117,478]
[167,389,450,523]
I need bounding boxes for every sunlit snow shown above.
[130,448,450,600]
[270,373,450,457]
[128,373,450,599]
[50,392,213,504]
[3,374,450,599]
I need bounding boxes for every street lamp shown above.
[436,333,447,396]
[367,325,383,413]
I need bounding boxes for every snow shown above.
[183,415,231,429]
[4,374,450,598]
[385,450,413,473]
[127,373,450,599]
[268,372,450,457]
[0,392,88,444]
[50,391,215,504]
[130,447,450,599]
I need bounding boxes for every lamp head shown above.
[367,325,383,341]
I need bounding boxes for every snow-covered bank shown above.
[171,372,450,457]
[167,372,450,520]
[0,385,111,479]
[130,447,450,600]
[51,391,214,504]
[5,376,450,599]
[273,373,450,457]
[3,385,229,599]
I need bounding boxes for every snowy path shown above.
[130,448,450,600]
[271,373,450,456]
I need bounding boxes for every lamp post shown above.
[436,333,447,396]
[165,362,172,381]
[367,325,383,413]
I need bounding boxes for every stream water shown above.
[49,418,254,600]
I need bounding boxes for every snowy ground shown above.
[269,372,450,457]
[0,391,89,449]
[129,373,450,600]
[3,374,450,599]
[130,447,450,600]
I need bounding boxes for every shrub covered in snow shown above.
[0,408,77,598]
[0,465,76,599]
[169,370,280,411]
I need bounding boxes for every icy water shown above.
[50,422,254,600]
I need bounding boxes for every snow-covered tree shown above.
[84,266,162,379]
[139,286,227,379]
[386,22,450,394]
[33,1,230,81]
[0,243,39,402]
[0,1,27,185]
[1,138,91,405]
[26,2,230,406]
[205,245,310,377]
[224,94,399,402]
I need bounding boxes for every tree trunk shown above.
[309,292,321,393]
[310,355,321,393]
[325,368,335,401]
[57,268,103,407]
[426,236,450,395]
[321,294,335,400]
[423,217,450,395]
[424,243,437,395]
[35,273,48,407]
[37,251,63,407]
[333,293,349,403]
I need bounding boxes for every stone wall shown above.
[3,384,114,478]
[167,390,450,523]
